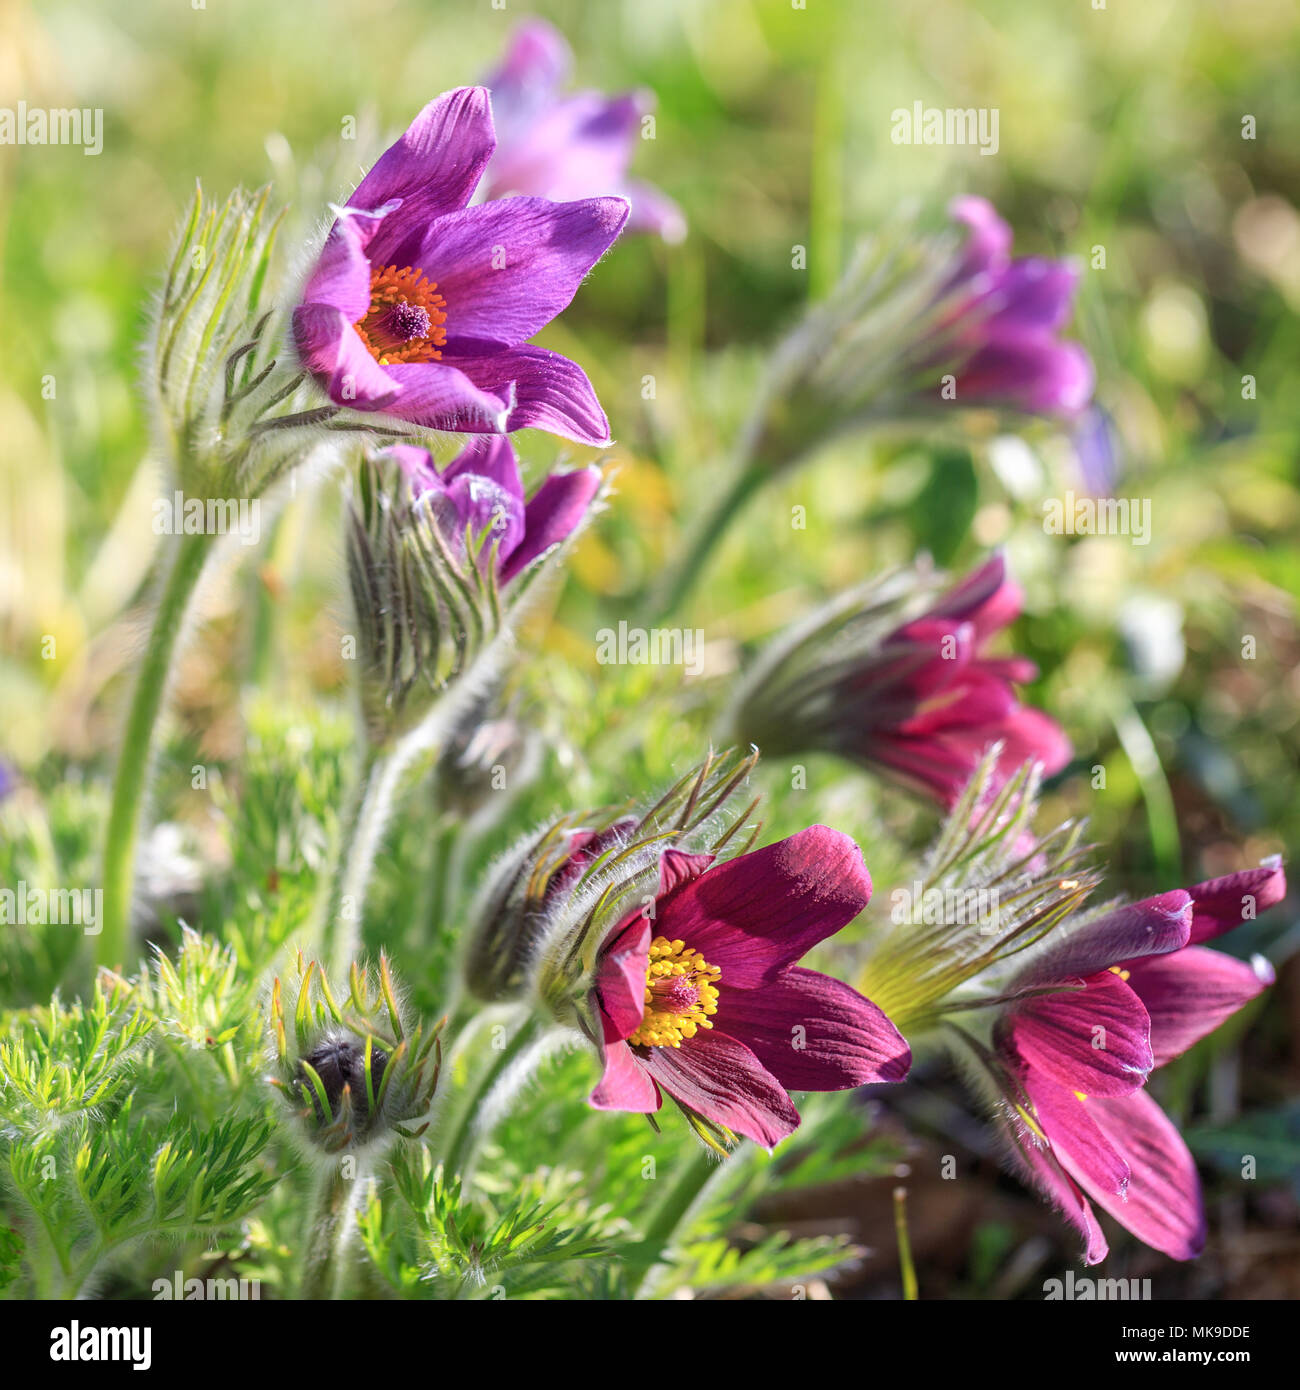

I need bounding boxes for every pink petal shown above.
[291,305,401,411]
[1186,861,1286,945]
[1003,968,1152,1098]
[1018,890,1191,986]
[715,967,911,1090]
[1124,946,1275,1067]
[589,1038,659,1113]
[656,826,872,989]
[1065,1089,1206,1261]
[639,1030,801,1148]
[1022,1073,1130,1198]
[593,917,651,1043]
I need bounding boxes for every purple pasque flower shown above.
[588,826,911,1147]
[996,860,1285,1263]
[386,437,600,585]
[293,87,628,445]
[482,20,685,244]
[932,196,1093,417]
[733,553,1070,810]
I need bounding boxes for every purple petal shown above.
[348,87,496,235]
[623,177,687,244]
[1002,968,1153,1098]
[499,466,602,582]
[302,213,376,322]
[656,827,872,990]
[453,346,613,445]
[957,339,1095,417]
[1009,1116,1110,1265]
[401,196,628,351]
[975,258,1080,337]
[715,966,910,1090]
[948,195,1013,282]
[1186,862,1286,945]
[1125,946,1275,1067]
[639,1029,801,1148]
[1017,890,1192,986]
[1065,1089,1206,1261]
[376,360,509,431]
[485,93,640,204]
[291,305,401,411]
[485,19,572,138]
[589,1038,659,1113]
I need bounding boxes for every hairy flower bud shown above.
[270,952,442,1156]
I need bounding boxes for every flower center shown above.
[353,264,448,366]
[628,937,721,1048]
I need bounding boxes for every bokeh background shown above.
[2,0,1298,1297]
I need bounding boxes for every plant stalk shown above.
[98,528,215,967]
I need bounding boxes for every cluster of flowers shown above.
[103,19,1287,1278]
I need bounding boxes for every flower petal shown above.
[376,360,509,431]
[1125,946,1275,1067]
[403,195,628,351]
[655,826,872,989]
[639,1030,801,1148]
[302,213,376,322]
[1016,890,1191,986]
[594,916,651,1043]
[1023,1074,1131,1199]
[499,465,602,583]
[453,346,613,445]
[291,305,401,411]
[1008,1114,1109,1266]
[716,966,911,1090]
[1186,861,1286,945]
[1002,968,1152,1097]
[1065,1089,1207,1261]
[349,87,496,230]
[589,1038,660,1113]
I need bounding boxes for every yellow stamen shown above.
[628,937,722,1049]
[353,263,448,366]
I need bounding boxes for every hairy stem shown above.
[317,743,402,979]
[631,1145,721,1299]
[299,1164,358,1300]
[98,528,215,968]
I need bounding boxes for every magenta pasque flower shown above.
[482,20,685,243]
[935,196,1094,416]
[386,437,600,585]
[996,860,1285,1263]
[294,87,628,444]
[732,553,1070,809]
[587,826,911,1147]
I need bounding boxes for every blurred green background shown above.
[2,0,1298,1297]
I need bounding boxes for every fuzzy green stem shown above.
[299,1164,356,1300]
[98,528,215,968]
[440,1012,547,1179]
[631,1145,719,1299]
[651,463,768,620]
[318,743,401,979]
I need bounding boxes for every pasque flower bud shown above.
[270,951,441,1156]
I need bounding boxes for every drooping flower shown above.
[293,87,628,444]
[994,860,1284,1263]
[387,437,601,585]
[482,20,685,243]
[729,553,1071,808]
[933,196,1093,416]
[587,826,911,1147]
